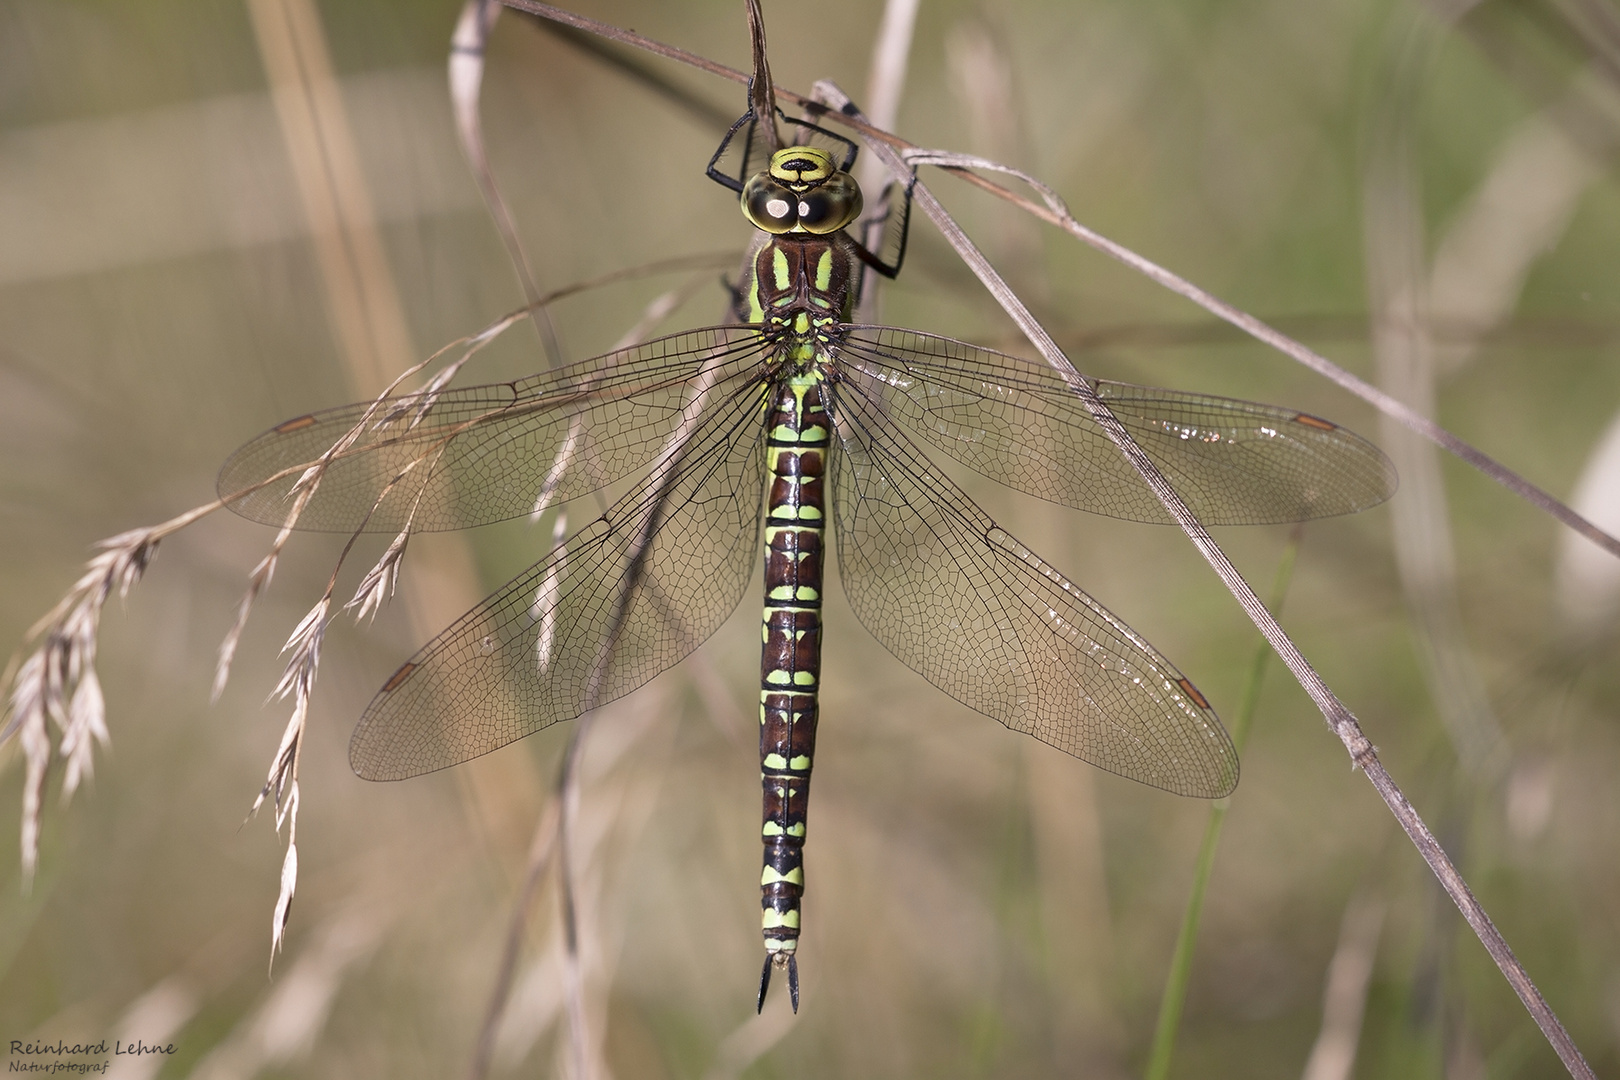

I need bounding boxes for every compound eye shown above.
[794,174,863,235]
[742,174,798,234]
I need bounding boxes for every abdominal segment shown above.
[758,376,828,963]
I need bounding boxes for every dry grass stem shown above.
[246,0,417,393]
[744,0,780,152]
[189,253,748,960]
[211,269,634,699]
[346,529,411,624]
[861,0,921,151]
[532,515,569,676]
[271,597,330,712]
[533,347,735,1076]
[444,30,759,1061]
[269,825,299,961]
[190,905,386,1078]
[214,549,279,701]
[1364,11,1508,780]
[817,83,1593,1075]
[215,234,733,1025]
[467,801,561,1080]
[3,503,223,879]
[1557,415,1620,634]
[214,457,333,697]
[246,595,333,958]
[0,0,641,1035]
[942,21,1046,305]
[851,0,920,326]
[498,0,1620,561]
[11,4,1614,1071]
[1300,894,1387,1080]
[104,977,200,1080]
[450,0,566,371]
[853,0,920,284]
[914,157,1620,558]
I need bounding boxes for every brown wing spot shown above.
[1292,413,1336,432]
[274,415,318,434]
[1176,677,1211,710]
[381,661,417,694]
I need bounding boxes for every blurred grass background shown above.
[2,0,1619,1077]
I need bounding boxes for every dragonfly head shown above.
[741,147,863,236]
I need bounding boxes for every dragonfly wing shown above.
[829,379,1238,798]
[348,373,771,780]
[836,327,1395,526]
[218,327,769,533]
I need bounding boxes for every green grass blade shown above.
[1143,530,1301,1080]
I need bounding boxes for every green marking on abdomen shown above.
[757,362,829,975]
[762,908,801,930]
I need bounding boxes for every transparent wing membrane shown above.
[217,272,1386,796]
[215,310,1385,796]
[830,378,1239,799]
[836,327,1396,526]
[348,375,772,781]
[217,328,770,533]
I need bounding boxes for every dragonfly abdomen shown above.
[757,374,829,1010]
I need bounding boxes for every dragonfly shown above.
[216,107,1396,1013]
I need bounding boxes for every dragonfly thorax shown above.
[743,231,860,349]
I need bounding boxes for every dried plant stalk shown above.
[471,3,1601,1069]
[497,0,1620,561]
[3,504,221,881]
[821,85,1595,1079]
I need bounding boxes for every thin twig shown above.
[854,0,922,325]
[1364,7,1507,781]
[244,0,445,961]
[246,0,417,395]
[818,83,1594,1079]
[548,344,733,1079]
[744,0,780,152]
[3,500,225,880]
[495,0,1620,561]
[479,4,1596,1066]
[520,17,737,132]
[903,149,1620,562]
[1145,529,1300,1080]
[465,801,561,1080]
[1300,892,1387,1080]
[449,0,567,372]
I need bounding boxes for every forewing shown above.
[836,327,1395,526]
[218,327,769,533]
[348,375,771,780]
[830,380,1238,798]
